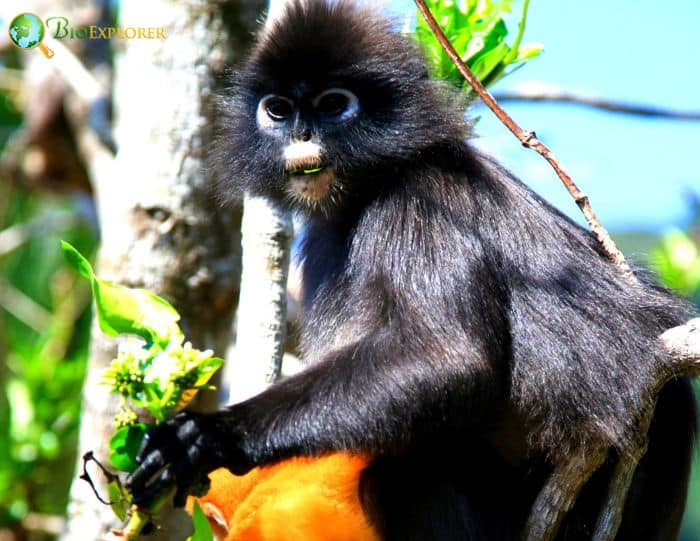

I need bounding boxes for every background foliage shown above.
[0,53,98,541]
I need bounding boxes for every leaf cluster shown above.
[414,0,542,93]
[62,242,218,540]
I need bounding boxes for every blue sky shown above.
[390,0,700,231]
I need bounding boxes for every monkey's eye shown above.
[313,88,359,120]
[260,95,294,121]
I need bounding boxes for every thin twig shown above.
[0,211,80,257]
[79,452,121,506]
[0,276,52,330]
[491,86,700,121]
[413,0,635,283]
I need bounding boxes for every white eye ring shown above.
[312,88,359,121]
[257,94,294,131]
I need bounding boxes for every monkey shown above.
[126,1,697,539]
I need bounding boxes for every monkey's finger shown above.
[135,426,175,463]
[134,430,154,463]
[125,449,167,492]
[161,447,210,508]
[128,467,176,507]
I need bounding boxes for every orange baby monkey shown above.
[188,454,378,541]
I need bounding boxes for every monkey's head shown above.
[214,0,467,216]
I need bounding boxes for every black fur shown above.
[127,2,697,539]
[211,1,466,215]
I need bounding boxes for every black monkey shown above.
[126,2,696,539]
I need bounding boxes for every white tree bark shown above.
[223,0,295,404]
[224,196,292,403]
[60,1,263,539]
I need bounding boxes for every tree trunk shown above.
[61,1,263,539]
[221,0,297,404]
[223,196,292,403]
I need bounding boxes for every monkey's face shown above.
[254,86,360,208]
[227,64,431,217]
[212,1,466,216]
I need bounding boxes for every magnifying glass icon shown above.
[8,13,55,59]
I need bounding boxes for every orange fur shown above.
[188,454,379,541]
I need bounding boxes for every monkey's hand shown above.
[125,410,254,508]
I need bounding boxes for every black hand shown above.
[124,410,252,508]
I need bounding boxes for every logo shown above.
[8,13,54,58]
[44,17,167,41]
[7,13,167,59]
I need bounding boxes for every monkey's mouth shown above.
[290,165,325,176]
[288,166,334,201]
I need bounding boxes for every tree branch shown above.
[491,84,700,121]
[59,0,257,538]
[522,446,608,541]
[661,317,700,369]
[590,319,700,540]
[520,316,700,541]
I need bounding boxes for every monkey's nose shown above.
[292,128,312,142]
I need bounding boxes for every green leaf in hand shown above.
[61,241,183,348]
[62,241,225,538]
[108,480,130,521]
[140,343,224,420]
[109,423,148,473]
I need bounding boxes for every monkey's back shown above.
[297,142,696,540]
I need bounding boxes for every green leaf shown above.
[515,43,543,62]
[470,42,510,83]
[61,241,183,347]
[107,480,129,521]
[653,229,700,297]
[140,384,168,422]
[61,240,94,279]
[187,501,215,541]
[193,357,225,387]
[93,282,182,347]
[171,356,225,411]
[109,423,148,472]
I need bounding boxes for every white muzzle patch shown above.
[284,141,323,172]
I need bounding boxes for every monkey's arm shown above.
[125,330,489,507]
